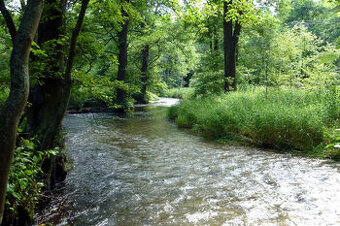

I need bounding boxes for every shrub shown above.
[4,137,58,224]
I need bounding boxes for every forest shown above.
[0,0,339,225]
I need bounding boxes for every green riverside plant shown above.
[3,136,59,225]
[168,88,339,159]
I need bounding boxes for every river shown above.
[36,98,340,225]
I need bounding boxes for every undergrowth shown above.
[3,136,59,225]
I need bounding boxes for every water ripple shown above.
[39,101,340,226]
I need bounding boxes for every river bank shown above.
[168,88,340,160]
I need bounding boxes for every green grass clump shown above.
[165,88,194,100]
[168,88,339,159]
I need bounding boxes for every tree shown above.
[0,0,44,222]
[26,0,90,190]
[223,0,254,91]
[117,0,130,106]
[26,1,67,185]
[223,0,241,91]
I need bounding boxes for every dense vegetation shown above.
[0,0,339,224]
[169,88,339,158]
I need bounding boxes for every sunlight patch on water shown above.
[185,211,219,223]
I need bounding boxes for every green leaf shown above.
[25,170,33,176]
[27,142,35,150]
[33,156,40,164]
[18,178,28,190]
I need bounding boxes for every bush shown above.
[168,88,339,158]
[4,137,58,225]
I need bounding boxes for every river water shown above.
[37,98,340,225]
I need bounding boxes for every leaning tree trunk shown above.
[223,0,241,92]
[116,6,129,106]
[0,0,44,223]
[26,0,89,190]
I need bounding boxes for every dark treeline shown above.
[0,0,339,224]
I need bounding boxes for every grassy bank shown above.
[168,88,339,160]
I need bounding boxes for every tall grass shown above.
[168,88,339,157]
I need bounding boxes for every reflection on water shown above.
[38,98,340,225]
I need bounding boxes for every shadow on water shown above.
[35,98,340,226]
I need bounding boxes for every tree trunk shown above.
[0,0,44,223]
[117,6,129,106]
[26,0,68,191]
[223,1,241,92]
[0,0,16,40]
[183,71,194,87]
[27,0,66,151]
[26,0,89,190]
[231,21,241,90]
[223,1,232,92]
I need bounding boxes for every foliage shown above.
[0,21,10,109]
[238,15,340,89]
[5,137,59,222]
[67,0,339,109]
[192,70,224,96]
[69,0,197,107]
[165,87,194,99]
[168,88,339,159]
[70,72,134,109]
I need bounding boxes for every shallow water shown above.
[37,98,340,225]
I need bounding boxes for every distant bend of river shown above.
[36,98,340,226]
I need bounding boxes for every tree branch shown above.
[0,0,17,41]
[20,0,26,11]
[64,0,89,82]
